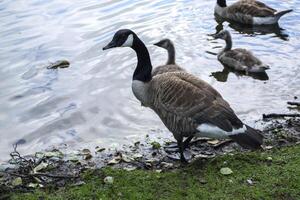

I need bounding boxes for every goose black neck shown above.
[217,0,227,7]
[167,45,176,65]
[132,37,152,82]
[224,34,232,51]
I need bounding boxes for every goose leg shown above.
[177,139,187,163]
[164,136,193,152]
[183,136,193,149]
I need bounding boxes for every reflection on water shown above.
[214,15,290,41]
[0,0,299,162]
[211,67,269,82]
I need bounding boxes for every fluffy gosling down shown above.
[152,39,185,76]
[103,29,263,163]
[214,30,270,73]
[215,0,293,25]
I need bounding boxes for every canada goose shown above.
[215,0,293,25]
[103,29,263,162]
[214,30,270,73]
[152,39,185,76]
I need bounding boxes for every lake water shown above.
[0,0,299,162]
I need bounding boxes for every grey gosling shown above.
[215,0,293,25]
[214,30,270,73]
[152,39,185,76]
[103,29,263,163]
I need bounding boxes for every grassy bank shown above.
[8,145,300,200]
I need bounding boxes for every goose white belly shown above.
[253,16,277,25]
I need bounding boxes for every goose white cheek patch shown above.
[121,34,133,47]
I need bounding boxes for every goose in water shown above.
[103,29,263,162]
[215,0,293,25]
[152,39,185,76]
[214,30,270,73]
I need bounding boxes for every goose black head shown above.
[103,29,135,50]
[213,30,230,40]
[154,39,173,50]
[217,0,227,7]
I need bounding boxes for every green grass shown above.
[11,145,300,200]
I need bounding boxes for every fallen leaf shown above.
[35,152,45,159]
[266,157,273,161]
[46,60,70,69]
[81,149,92,160]
[68,154,79,162]
[220,167,233,175]
[104,176,114,184]
[83,154,91,160]
[264,146,273,150]
[194,153,215,159]
[124,166,137,171]
[33,162,48,173]
[151,141,161,149]
[12,177,22,186]
[247,179,254,185]
[207,140,220,145]
[121,154,133,163]
[44,150,63,159]
[199,177,207,184]
[28,183,43,188]
[73,181,86,186]
[82,149,91,155]
[134,141,140,146]
[161,162,173,169]
[132,154,143,160]
[108,156,121,165]
[95,146,106,153]
[145,159,156,164]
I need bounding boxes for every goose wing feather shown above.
[228,1,275,17]
[149,72,243,136]
[223,48,262,67]
[240,0,277,12]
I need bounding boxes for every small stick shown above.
[263,113,300,119]
[287,102,300,106]
[213,140,233,149]
[32,173,79,179]
[6,171,78,179]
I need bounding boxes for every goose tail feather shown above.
[275,9,293,20]
[229,125,263,150]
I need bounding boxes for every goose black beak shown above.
[103,41,117,50]
[153,41,163,47]
[212,33,219,39]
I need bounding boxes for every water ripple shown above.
[0,0,299,162]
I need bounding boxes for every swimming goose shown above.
[103,29,263,162]
[214,30,270,73]
[215,0,293,25]
[152,39,185,76]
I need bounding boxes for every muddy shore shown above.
[0,115,299,197]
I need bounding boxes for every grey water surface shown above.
[0,0,299,162]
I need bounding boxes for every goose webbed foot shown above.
[164,136,193,152]
[165,136,196,163]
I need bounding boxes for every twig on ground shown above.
[263,113,300,119]
[287,102,300,106]
[213,140,233,149]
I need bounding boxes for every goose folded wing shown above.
[152,73,244,133]
[224,49,262,67]
[228,2,275,17]
[240,0,277,12]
